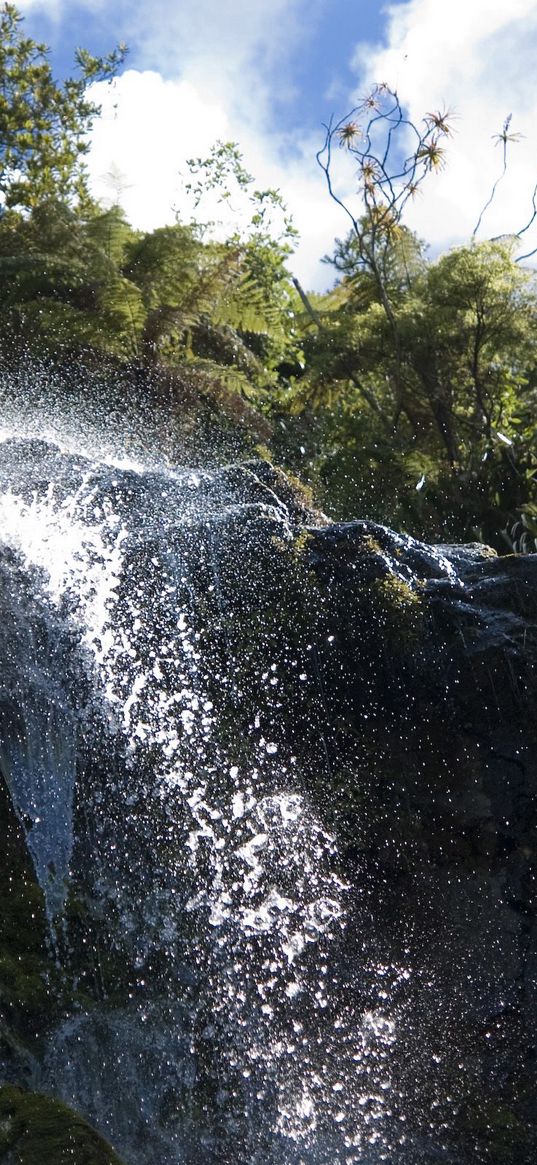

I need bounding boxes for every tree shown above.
[413,240,537,467]
[329,219,426,304]
[0,3,126,212]
[0,200,145,356]
[183,139,298,252]
[316,85,452,433]
[278,232,537,543]
[317,84,451,238]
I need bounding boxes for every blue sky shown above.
[17,0,537,288]
[21,1,385,133]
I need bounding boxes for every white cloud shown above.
[86,69,343,290]
[127,0,312,114]
[20,0,537,284]
[347,0,537,256]
[88,71,230,228]
[84,0,537,286]
[17,0,339,288]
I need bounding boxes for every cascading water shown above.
[2,396,535,1165]
[0,545,77,928]
[0,425,408,1164]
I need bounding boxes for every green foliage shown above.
[126,223,295,376]
[1,13,537,549]
[0,15,298,422]
[183,139,298,249]
[299,81,537,541]
[329,219,427,305]
[407,240,536,464]
[277,232,537,545]
[0,202,142,355]
[0,4,125,211]
[502,508,537,554]
[0,196,297,383]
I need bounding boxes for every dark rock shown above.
[1,446,537,1163]
[0,1085,126,1164]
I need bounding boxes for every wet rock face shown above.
[0,450,536,1163]
[306,520,537,868]
[304,520,537,1161]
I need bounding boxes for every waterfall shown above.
[0,427,405,1164]
[0,542,77,928]
[1,415,534,1164]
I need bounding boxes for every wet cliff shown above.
[0,439,535,1164]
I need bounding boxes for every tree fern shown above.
[97,276,146,358]
[84,206,137,273]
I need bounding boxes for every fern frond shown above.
[85,206,135,267]
[98,275,146,357]
[212,273,285,335]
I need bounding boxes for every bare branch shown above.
[473,114,524,238]
[514,181,537,261]
[317,84,452,265]
[316,84,454,434]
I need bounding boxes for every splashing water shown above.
[0,424,409,1163]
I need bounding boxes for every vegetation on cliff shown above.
[1,4,537,549]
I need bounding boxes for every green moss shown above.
[253,442,272,462]
[292,529,313,557]
[0,1086,125,1165]
[375,574,422,609]
[282,468,315,512]
[360,533,384,556]
[370,574,424,643]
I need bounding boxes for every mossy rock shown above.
[0,1086,125,1164]
[369,574,424,643]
